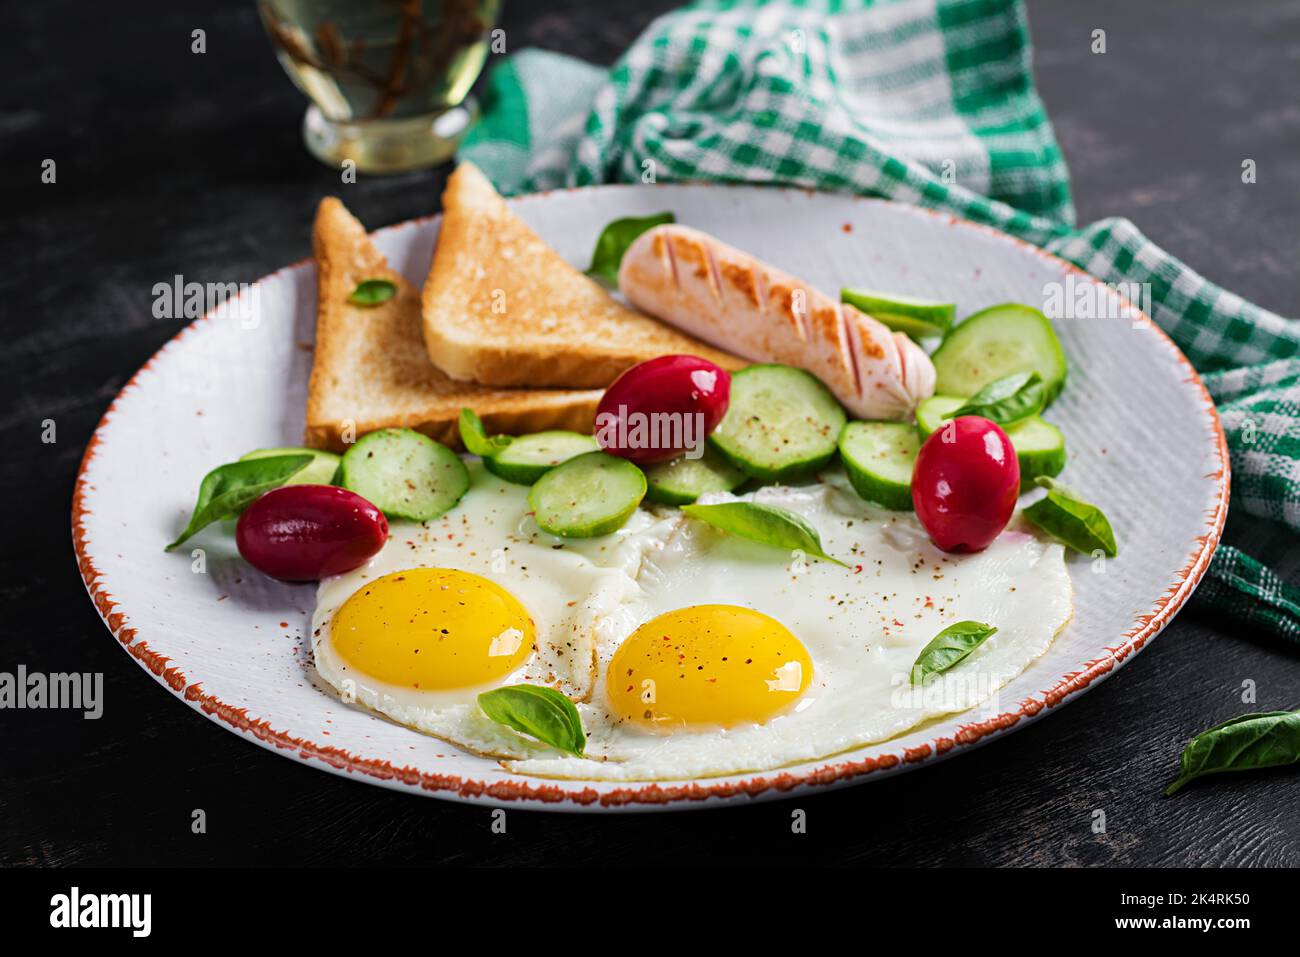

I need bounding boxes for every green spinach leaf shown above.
[681,501,847,567]
[910,620,998,685]
[586,212,674,285]
[1166,710,1300,795]
[348,278,397,306]
[947,371,1045,426]
[458,408,513,458]
[1022,477,1118,557]
[478,685,586,756]
[165,454,313,551]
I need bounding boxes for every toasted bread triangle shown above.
[421,162,743,388]
[305,197,601,452]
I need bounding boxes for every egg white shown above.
[310,461,672,760]
[312,463,1072,780]
[505,474,1071,780]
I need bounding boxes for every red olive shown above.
[236,485,388,581]
[911,416,1020,553]
[595,354,731,464]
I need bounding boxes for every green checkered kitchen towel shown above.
[461,0,1300,642]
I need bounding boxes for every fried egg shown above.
[310,461,668,759]
[311,464,1072,779]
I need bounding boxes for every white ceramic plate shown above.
[73,184,1228,811]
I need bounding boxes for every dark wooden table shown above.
[3,0,1297,867]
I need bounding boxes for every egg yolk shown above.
[331,568,535,691]
[607,604,812,729]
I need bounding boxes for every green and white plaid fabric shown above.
[461,0,1300,642]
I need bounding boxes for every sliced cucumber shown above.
[528,451,647,538]
[643,448,747,505]
[838,422,920,510]
[932,303,1067,404]
[459,409,599,484]
[841,288,955,339]
[240,446,341,485]
[340,428,469,521]
[914,395,966,438]
[710,365,847,482]
[483,431,600,485]
[1009,417,1067,487]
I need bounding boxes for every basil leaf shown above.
[1022,477,1118,557]
[458,408,513,458]
[586,212,674,285]
[165,454,313,551]
[348,278,396,306]
[680,501,847,567]
[946,371,1045,426]
[1165,710,1300,796]
[478,685,586,756]
[910,620,998,685]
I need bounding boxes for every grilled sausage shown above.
[618,224,935,420]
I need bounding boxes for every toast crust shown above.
[421,162,744,388]
[306,197,601,453]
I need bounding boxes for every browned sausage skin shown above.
[619,225,935,420]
